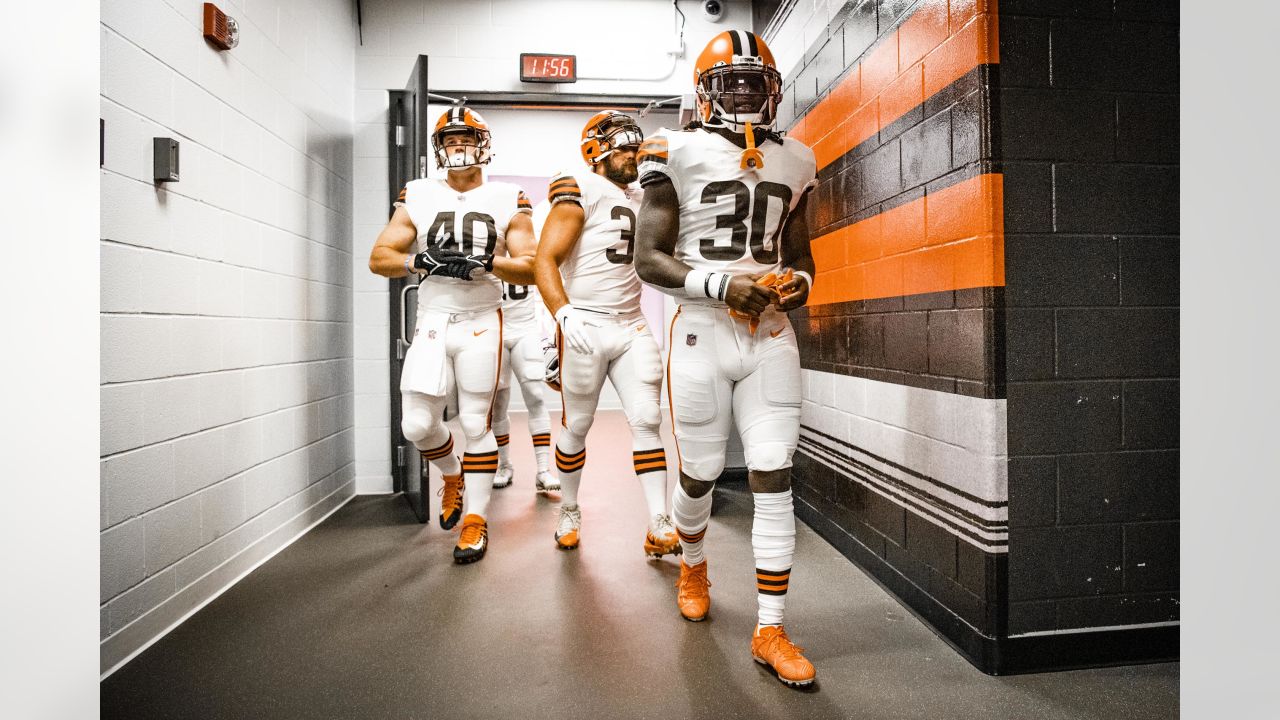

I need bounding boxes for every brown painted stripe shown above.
[807,173,1004,305]
[677,527,706,543]
[790,0,998,170]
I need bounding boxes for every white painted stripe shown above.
[1007,621,1180,638]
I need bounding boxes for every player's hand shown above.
[412,248,469,277]
[724,274,776,317]
[776,271,810,311]
[555,304,596,355]
[466,254,495,273]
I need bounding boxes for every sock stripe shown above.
[633,460,667,474]
[531,433,551,447]
[421,435,455,460]
[495,434,510,447]
[462,451,499,472]
[757,586,789,596]
[632,449,666,460]
[755,568,791,578]
[556,457,586,472]
[756,567,790,595]
[677,526,706,543]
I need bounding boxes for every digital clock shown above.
[520,53,577,83]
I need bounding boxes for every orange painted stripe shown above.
[632,450,666,460]
[664,307,684,476]
[789,0,998,172]
[807,173,1004,306]
[634,461,667,471]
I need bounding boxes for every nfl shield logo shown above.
[428,330,437,340]
[686,334,697,346]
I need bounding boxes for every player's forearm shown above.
[634,250,693,292]
[492,255,535,286]
[369,246,413,278]
[534,254,570,316]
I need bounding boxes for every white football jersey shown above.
[637,128,816,302]
[396,178,533,313]
[544,169,644,314]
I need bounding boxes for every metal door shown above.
[386,55,431,523]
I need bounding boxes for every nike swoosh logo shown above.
[474,330,488,336]
[770,329,783,338]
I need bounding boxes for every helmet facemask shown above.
[697,63,782,132]
[587,114,644,164]
[433,126,491,169]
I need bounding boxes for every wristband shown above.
[792,270,813,290]
[683,270,732,301]
[404,255,414,275]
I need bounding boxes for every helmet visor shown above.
[702,66,782,118]
[596,115,644,151]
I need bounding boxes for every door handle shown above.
[400,281,419,346]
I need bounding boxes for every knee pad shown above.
[625,400,661,434]
[678,443,726,483]
[745,441,793,473]
[565,411,595,438]
[458,413,489,443]
[401,414,442,445]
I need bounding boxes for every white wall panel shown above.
[100,0,357,673]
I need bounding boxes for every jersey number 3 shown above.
[699,180,792,263]
[605,206,637,265]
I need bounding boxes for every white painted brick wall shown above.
[100,0,357,669]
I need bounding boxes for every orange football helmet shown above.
[432,106,492,169]
[693,30,783,132]
[580,110,644,166]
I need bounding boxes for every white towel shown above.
[400,310,450,397]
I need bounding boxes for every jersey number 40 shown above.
[425,211,497,256]
[699,180,792,263]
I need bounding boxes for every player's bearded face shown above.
[603,146,639,184]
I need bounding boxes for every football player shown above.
[369,107,537,564]
[489,276,555,493]
[535,111,680,558]
[634,31,819,687]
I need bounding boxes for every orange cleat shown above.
[453,514,488,563]
[675,559,711,621]
[555,504,581,550]
[438,471,465,530]
[751,625,816,688]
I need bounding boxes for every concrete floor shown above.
[101,411,1179,719]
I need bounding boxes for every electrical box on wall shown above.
[153,138,180,183]
[203,3,240,50]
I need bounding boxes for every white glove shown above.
[555,304,595,355]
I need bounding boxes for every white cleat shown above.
[535,470,560,495]
[555,504,581,550]
[644,513,682,558]
[492,463,515,489]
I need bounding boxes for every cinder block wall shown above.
[772,0,1178,672]
[996,0,1179,637]
[99,0,357,673]
[776,0,1008,668]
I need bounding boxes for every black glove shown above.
[412,248,468,277]
[467,254,495,272]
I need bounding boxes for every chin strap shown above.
[740,121,765,170]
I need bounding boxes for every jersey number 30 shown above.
[699,180,792,263]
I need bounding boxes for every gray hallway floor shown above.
[101,411,1178,719]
